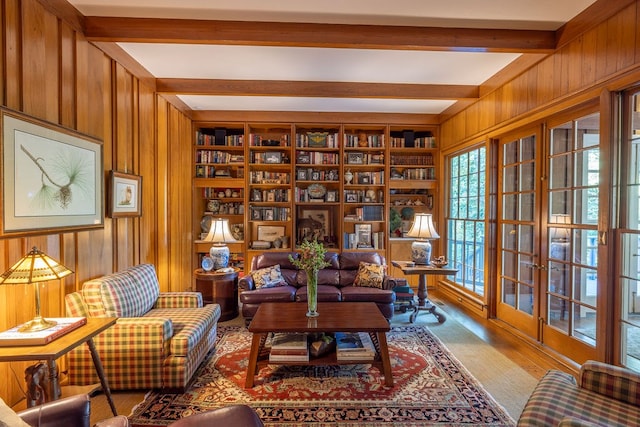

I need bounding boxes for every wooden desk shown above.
[0,318,117,415]
[391,261,458,323]
[194,268,239,321]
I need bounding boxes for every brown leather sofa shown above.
[239,251,397,324]
[15,394,128,427]
[168,405,264,426]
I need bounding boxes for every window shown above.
[446,146,486,296]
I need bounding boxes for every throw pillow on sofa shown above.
[251,264,286,288]
[354,262,386,289]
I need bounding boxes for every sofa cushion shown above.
[340,286,395,304]
[251,265,286,289]
[240,285,297,304]
[354,262,386,288]
[295,285,342,302]
[146,304,219,357]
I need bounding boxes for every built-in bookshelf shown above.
[192,122,440,276]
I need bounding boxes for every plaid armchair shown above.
[65,264,221,391]
[518,360,640,426]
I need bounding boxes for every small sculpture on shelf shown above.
[431,256,448,268]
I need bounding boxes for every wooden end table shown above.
[246,302,393,388]
[0,318,118,415]
[391,261,458,323]
[194,268,239,321]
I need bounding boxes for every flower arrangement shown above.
[289,239,331,273]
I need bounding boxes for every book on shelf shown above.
[269,352,310,362]
[0,317,87,347]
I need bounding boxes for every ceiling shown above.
[66,0,599,117]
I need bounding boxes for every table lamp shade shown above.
[0,246,73,332]
[407,213,440,265]
[204,218,238,269]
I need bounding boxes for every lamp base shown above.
[411,240,432,265]
[18,316,57,333]
[209,245,230,269]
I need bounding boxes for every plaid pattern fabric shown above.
[155,292,203,308]
[580,360,640,406]
[518,366,640,427]
[65,265,221,390]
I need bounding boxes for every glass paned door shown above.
[620,90,640,371]
[496,131,540,338]
[543,113,599,363]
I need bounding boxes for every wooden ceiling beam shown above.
[83,17,556,53]
[156,79,479,100]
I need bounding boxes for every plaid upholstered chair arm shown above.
[97,317,173,343]
[154,292,203,308]
[579,360,640,406]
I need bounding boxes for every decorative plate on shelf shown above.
[201,256,214,272]
[207,199,220,213]
[307,183,327,199]
[200,215,212,233]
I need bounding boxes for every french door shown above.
[496,112,599,362]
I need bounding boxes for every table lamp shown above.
[204,218,238,269]
[407,213,440,265]
[0,246,73,332]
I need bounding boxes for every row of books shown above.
[267,332,377,362]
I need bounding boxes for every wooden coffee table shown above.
[245,302,393,388]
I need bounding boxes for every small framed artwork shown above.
[311,171,321,181]
[266,192,276,202]
[296,152,311,164]
[347,152,364,165]
[326,191,337,202]
[264,209,275,221]
[297,169,308,180]
[355,223,372,248]
[264,152,282,164]
[251,208,262,220]
[109,171,142,218]
[257,225,285,242]
[345,193,358,203]
[358,174,370,184]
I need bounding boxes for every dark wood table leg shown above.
[86,338,118,416]
[46,360,61,402]
[375,332,394,387]
[410,273,446,323]
[245,333,266,388]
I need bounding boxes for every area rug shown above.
[129,325,515,427]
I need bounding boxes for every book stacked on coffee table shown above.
[335,332,376,361]
[269,332,309,362]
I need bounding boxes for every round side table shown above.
[194,268,239,321]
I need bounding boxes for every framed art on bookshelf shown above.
[355,223,372,248]
[346,152,364,165]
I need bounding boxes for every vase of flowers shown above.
[289,239,330,317]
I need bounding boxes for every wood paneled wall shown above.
[0,0,192,405]
[440,1,640,147]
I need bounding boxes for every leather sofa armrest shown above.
[18,394,91,427]
[239,275,255,292]
[579,360,640,406]
[94,416,131,427]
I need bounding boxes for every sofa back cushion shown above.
[338,252,384,286]
[82,264,160,317]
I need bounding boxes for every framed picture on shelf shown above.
[346,152,364,165]
[257,225,285,242]
[264,208,275,221]
[264,152,282,164]
[298,209,331,243]
[251,208,262,220]
[296,152,311,164]
[345,193,358,203]
[358,174,370,184]
[297,169,308,180]
[355,223,372,248]
[326,191,337,202]
[311,171,321,181]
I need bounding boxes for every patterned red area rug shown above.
[129,325,515,427]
